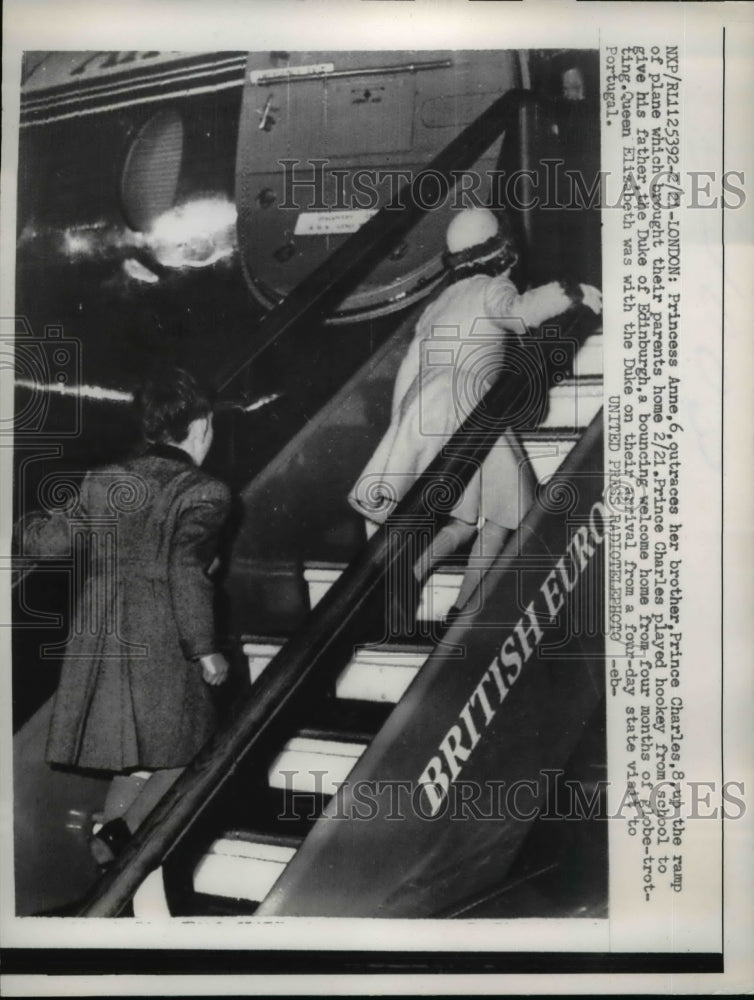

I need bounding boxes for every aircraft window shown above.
[121,109,184,232]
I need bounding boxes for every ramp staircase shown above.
[125,313,604,918]
[14,86,606,918]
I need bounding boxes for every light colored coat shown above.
[348,272,569,528]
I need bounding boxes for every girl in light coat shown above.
[349,208,601,624]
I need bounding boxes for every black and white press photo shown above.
[1,2,752,996]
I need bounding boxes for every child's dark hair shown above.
[135,367,214,444]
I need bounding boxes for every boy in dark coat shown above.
[23,368,231,864]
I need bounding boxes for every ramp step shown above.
[243,637,431,703]
[193,837,298,903]
[268,735,367,796]
[302,563,463,623]
[539,378,603,430]
[524,435,579,483]
[302,563,348,608]
[296,718,388,744]
[416,569,461,622]
[242,639,283,685]
[336,647,427,702]
[573,333,603,377]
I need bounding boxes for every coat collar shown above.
[144,442,196,467]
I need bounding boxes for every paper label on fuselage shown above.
[293,210,378,236]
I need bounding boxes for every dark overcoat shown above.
[24,445,231,772]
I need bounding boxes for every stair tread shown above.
[295,723,383,745]
[282,733,369,755]
[216,828,305,850]
[204,837,298,862]
[193,843,294,904]
[550,374,603,388]
[523,428,584,439]
[242,634,430,702]
[242,634,434,656]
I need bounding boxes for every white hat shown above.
[446,208,500,253]
[444,208,517,276]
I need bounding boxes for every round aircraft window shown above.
[120,109,184,231]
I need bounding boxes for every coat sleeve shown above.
[168,479,231,661]
[19,473,91,557]
[20,511,73,557]
[485,276,573,330]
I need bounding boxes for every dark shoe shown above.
[90,817,131,868]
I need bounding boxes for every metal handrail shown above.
[78,87,562,916]
[78,354,552,916]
